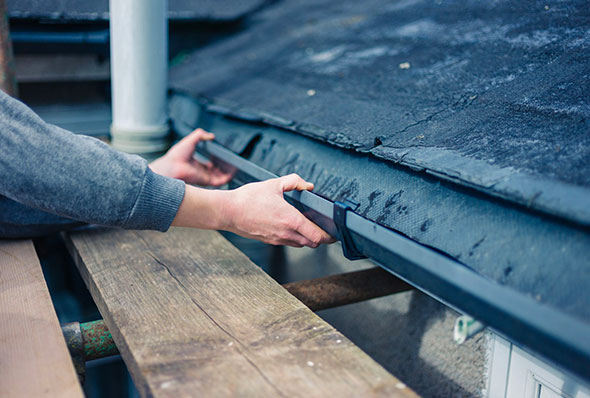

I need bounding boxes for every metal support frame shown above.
[62,320,119,382]
[197,140,590,382]
[62,321,86,384]
[80,320,119,361]
[284,267,413,312]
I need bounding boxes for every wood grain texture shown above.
[65,227,418,398]
[0,240,83,398]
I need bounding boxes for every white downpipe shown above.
[109,0,169,154]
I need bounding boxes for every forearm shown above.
[171,185,230,230]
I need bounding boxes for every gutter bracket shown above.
[333,199,367,260]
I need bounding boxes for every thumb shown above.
[279,173,314,192]
[183,128,215,145]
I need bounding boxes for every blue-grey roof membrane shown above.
[7,0,267,22]
[170,0,590,227]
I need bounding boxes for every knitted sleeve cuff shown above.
[123,168,185,232]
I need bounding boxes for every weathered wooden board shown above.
[65,227,417,397]
[0,240,83,398]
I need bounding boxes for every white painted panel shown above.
[505,345,590,398]
[487,334,512,398]
[539,383,570,398]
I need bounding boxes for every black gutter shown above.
[197,139,590,383]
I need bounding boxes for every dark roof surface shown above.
[7,0,267,22]
[171,0,590,226]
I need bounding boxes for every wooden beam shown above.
[65,228,418,398]
[0,0,18,97]
[14,54,110,83]
[0,240,83,398]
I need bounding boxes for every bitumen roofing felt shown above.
[7,0,267,22]
[171,0,590,226]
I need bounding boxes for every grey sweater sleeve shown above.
[0,90,185,235]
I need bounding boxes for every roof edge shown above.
[170,91,590,228]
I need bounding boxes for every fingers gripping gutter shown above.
[280,173,315,192]
[171,165,335,248]
[278,174,335,248]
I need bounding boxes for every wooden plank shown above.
[14,54,110,82]
[65,228,418,398]
[0,240,84,398]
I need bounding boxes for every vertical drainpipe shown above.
[109,0,169,156]
[0,0,18,97]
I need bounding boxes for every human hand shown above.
[149,128,234,186]
[220,174,336,248]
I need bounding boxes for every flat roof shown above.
[171,0,590,226]
[7,0,266,22]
